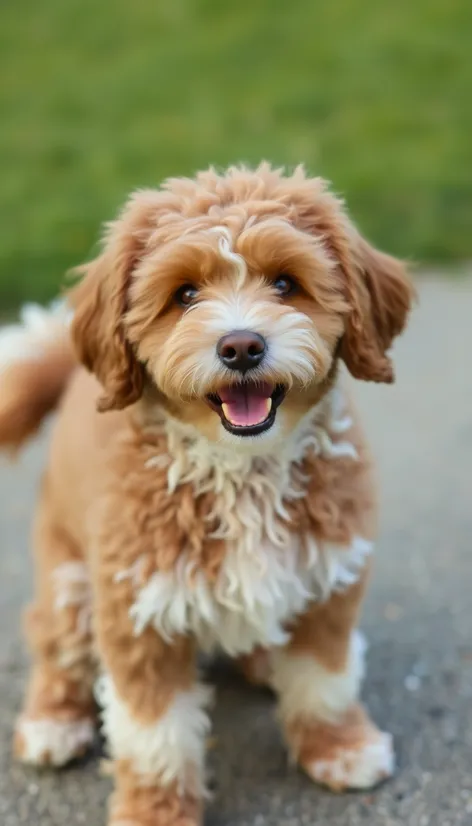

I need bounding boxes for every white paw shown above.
[15,716,95,766]
[306,730,394,791]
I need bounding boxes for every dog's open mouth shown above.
[206,382,286,436]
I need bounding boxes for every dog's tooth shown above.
[265,398,273,414]
[221,402,232,421]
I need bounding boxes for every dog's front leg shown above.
[271,578,394,792]
[93,548,211,826]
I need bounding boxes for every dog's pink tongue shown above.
[219,383,273,427]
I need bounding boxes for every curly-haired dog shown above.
[0,164,414,825]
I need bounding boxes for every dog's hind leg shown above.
[14,475,96,766]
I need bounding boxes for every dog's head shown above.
[70,164,414,448]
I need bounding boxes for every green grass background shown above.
[1,0,471,307]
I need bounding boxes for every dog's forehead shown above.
[148,200,293,247]
[134,210,339,303]
[127,166,344,259]
[133,173,346,288]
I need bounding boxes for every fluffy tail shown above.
[0,301,76,452]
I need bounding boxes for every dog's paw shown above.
[109,805,200,826]
[303,729,394,791]
[286,704,395,792]
[109,779,202,826]
[14,714,95,767]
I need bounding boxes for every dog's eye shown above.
[273,274,296,297]
[175,284,199,307]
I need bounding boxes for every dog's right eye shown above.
[175,284,199,307]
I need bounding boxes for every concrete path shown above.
[1,277,471,826]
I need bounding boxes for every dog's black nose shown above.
[217,330,266,372]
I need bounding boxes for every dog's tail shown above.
[0,301,76,453]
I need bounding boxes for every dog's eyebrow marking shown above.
[208,226,247,289]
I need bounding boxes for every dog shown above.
[0,164,414,825]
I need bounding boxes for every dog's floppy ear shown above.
[70,191,161,411]
[339,231,415,383]
[285,172,415,384]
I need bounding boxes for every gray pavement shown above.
[1,276,472,825]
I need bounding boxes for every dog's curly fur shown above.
[0,164,414,825]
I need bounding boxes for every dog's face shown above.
[71,165,414,449]
[124,219,347,447]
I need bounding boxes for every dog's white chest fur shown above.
[127,392,372,656]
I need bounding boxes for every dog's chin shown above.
[206,381,286,439]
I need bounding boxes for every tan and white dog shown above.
[0,164,414,826]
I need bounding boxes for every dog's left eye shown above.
[175,284,199,307]
[273,274,296,296]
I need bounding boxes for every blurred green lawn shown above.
[1,0,471,307]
